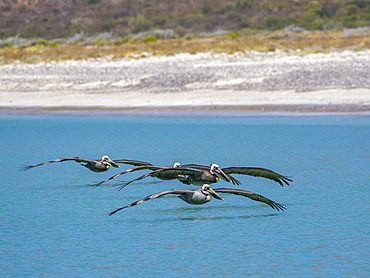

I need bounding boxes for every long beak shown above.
[208,187,224,200]
[108,159,120,168]
[214,168,233,184]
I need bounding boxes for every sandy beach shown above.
[1,50,369,115]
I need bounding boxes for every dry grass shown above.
[0,30,369,64]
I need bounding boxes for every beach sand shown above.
[1,50,369,115]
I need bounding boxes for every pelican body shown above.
[180,164,233,186]
[22,155,151,173]
[180,164,292,187]
[108,184,223,215]
[108,184,286,215]
[118,163,233,190]
[80,156,120,172]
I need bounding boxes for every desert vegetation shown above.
[1,0,369,38]
[0,0,368,64]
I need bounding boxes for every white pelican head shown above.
[201,184,223,200]
[101,155,120,168]
[210,164,232,183]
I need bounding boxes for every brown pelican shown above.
[117,163,233,190]
[96,162,241,186]
[108,184,223,215]
[21,155,151,173]
[108,184,286,215]
[180,164,292,187]
[95,162,183,186]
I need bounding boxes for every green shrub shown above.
[202,4,212,14]
[238,21,249,29]
[153,16,166,26]
[31,38,49,46]
[101,19,117,32]
[0,42,13,48]
[226,11,241,22]
[310,19,325,30]
[130,15,151,33]
[346,1,368,9]
[85,0,100,4]
[342,15,367,28]
[239,28,260,37]
[227,32,240,39]
[121,37,129,43]
[50,41,60,48]
[60,23,82,38]
[260,4,276,12]
[263,15,290,30]
[144,36,157,43]
[236,0,252,10]
[343,5,359,16]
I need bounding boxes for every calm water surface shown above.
[1,115,369,277]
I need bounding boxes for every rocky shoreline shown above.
[1,50,369,115]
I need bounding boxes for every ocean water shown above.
[1,115,369,277]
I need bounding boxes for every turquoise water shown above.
[1,115,369,277]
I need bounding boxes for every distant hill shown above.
[0,0,369,39]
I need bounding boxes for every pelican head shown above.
[102,155,120,168]
[201,184,223,200]
[173,162,181,168]
[210,164,232,183]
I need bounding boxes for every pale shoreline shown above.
[1,50,369,116]
[1,88,369,116]
[1,103,369,117]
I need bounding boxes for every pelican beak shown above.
[208,187,223,200]
[213,167,232,184]
[108,159,120,168]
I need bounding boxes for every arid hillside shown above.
[0,0,369,39]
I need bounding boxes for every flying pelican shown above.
[178,164,292,187]
[95,162,183,186]
[96,162,241,186]
[117,164,233,190]
[108,184,286,215]
[21,155,151,173]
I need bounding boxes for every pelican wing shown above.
[20,157,96,171]
[113,159,153,166]
[181,164,210,170]
[153,167,205,176]
[227,175,242,186]
[117,167,204,190]
[107,189,192,215]
[117,172,154,191]
[96,165,165,186]
[222,167,292,186]
[213,188,286,211]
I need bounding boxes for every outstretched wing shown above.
[113,159,153,166]
[20,157,95,171]
[213,188,286,211]
[181,164,210,170]
[117,172,154,191]
[222,167,292,186]
[152,167,205,176]
[96,165,164,186]
[117,167,204,190]
[107,189,191,215]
